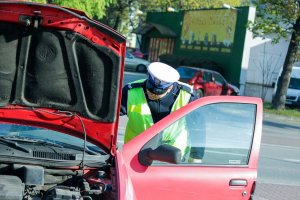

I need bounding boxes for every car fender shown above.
[116,150,137,200]
[227,83,240,95]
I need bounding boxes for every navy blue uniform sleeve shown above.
[120,85,129,116]
[189,90,199,103]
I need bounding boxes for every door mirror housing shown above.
[139,144,182,166]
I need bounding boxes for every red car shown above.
[0,2,262,200]
[126,47,148,59]
[176,66,240,97]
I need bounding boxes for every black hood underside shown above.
[0,21,122,122]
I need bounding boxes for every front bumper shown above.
[285,96,300,107]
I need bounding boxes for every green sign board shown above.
[144,7,250,86]
[180,9,237,54]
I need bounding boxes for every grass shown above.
[263,103,300,118]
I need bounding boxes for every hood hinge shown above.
[110,144,116,156]
[110,135,117,156]
[18,11,43,28]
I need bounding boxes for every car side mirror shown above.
[139,144,182,166]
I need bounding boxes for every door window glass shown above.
[214,73,226,85]
[202,71,212,82]
[126,52,133,58]
[176,67,197,79]
[148,103,256,166]
[288,78,300,89]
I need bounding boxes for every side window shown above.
[177,68,197,79]
[202,71,211,82]
[214,73,225,85]
[126,52,133,58]
[148,103,256,166]
[289,77,300,89]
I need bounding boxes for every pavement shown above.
[254,183,300,200]
[253,113,300,200]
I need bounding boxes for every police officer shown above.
[120,62,199,157]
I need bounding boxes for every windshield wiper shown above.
[34,140,64,148]
[0,136,103,155]
[0,137,31,153]
[55,142,100,155]
[35,140,100,155]
[35,140,103,155]
[31,138,100,155]
[0,136,64,153]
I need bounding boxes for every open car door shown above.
[117,96,262,200]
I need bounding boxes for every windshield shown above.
[288,78,300,90]
[176,67,198,79]
[126,52,134,58]
[0,122,107,166]
[0,123,100,150]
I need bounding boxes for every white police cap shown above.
[147,62,179,84]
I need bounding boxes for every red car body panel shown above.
[119,96,263,200]
[0,2,127,153]
[178,66,239,96]
[0,3,124,56]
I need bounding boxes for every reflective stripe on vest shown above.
[124,79,192,154]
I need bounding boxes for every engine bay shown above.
[0,122,117,200]
[0,164,116,200]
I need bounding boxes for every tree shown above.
[29,0,114,19]
[101,0,138,35]
[248,0,300,109]
[101,0,246,36]
[141,0,244,12]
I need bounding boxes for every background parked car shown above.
[176,66,240,97]
[125,52,150,73]
[273,63,300,108]
[126,47,148,59]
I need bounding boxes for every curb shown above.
[263,113,300,124]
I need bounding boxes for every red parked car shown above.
[176,66,240,97]
[126,47,148,59]
[0,2,262,200]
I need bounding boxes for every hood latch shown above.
[18,11,43,28]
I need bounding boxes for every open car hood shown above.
[0,2,126,154]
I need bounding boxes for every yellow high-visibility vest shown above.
[124,79,191,154]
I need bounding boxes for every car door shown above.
[118,96,262,200]
[125,52,136,71]
[202,71,216,96]
[213,72,227,95]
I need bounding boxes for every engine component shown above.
[0,175,23,200]
[45,186,81,200]
[13,164,44,185]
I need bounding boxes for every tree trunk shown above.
[112,0,126,31]
[272,17,300,109]
[113,15,121,30]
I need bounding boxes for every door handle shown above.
[229,179,247,186]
